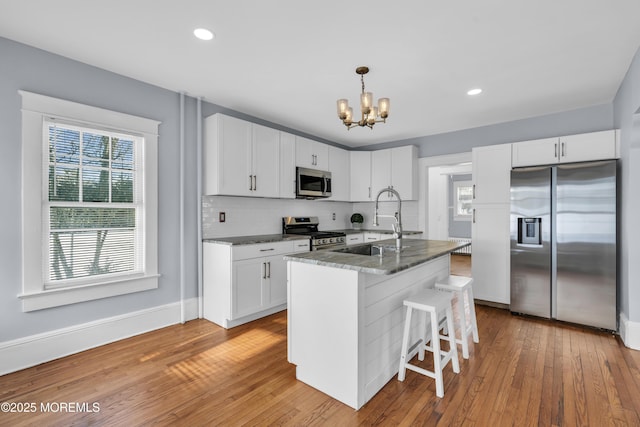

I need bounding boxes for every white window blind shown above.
[44,120,143,287]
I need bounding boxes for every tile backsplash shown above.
[201,196,420,239]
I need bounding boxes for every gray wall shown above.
[613,44,640,323]
[0,36,196,341]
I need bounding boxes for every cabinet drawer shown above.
[292,239,311,252]
[346,234,364,245]
[232,241,293,260]
[364,232,383,241]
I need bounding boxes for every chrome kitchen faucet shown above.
[373,186,403,253]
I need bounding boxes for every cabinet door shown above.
[313,142,329,170]
[471,204,510,304]
[350,151,372,201]
[279,132,296,198]
[204,114,252,196]
[511,137,559,167]
[328,145,350,201]
[295,136,313,168]
[232,258,264,318]
[559,130,617,163]
[252,124,280,198]
[296,137,328,169]
[472,144,512,204]
[266,254,288,307]
[390,145,418,200]
[371,149,392,197]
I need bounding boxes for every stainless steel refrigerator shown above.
[510,160,617,330]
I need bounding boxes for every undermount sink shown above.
[333,244,408,256]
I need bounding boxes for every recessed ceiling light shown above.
[194,28,214,41]
[467,88,482,96]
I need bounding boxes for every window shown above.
[453,180,473,221]
[46,121,141,287]
[20,91,160,311]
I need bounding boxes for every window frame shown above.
[19,91,160,312]
[453,180,473,221]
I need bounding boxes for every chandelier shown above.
[337,66,390,130]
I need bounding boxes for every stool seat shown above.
[435,275,473,291]
[435,275,479,359]
[398,288,460,398]
[404,288,456,313]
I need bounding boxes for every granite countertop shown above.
[284,239,469,275]
[329,228,423,235]
[203,234,309,246]
[203,229,422,246]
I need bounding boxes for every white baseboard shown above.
[0,297,200,376]
[619,312,640,351]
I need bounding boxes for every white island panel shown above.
[287,262,362,409]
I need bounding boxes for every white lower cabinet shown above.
[203,240,296,328]
[471,204,510,304]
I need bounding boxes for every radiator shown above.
[448,237,472,255]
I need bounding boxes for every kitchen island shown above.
[284,238,468,410]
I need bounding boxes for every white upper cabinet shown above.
[204,114,252,196]
[251,123,281,198]
[371,149,392,198]
[296,136,329,170]
[390,145,418,200]
[511,137,558,167]
[350,151,372,201]
[203,114,280,197]
[472,143,512,205]
[371,146,418,200]
[279,132,296,199]
[327,145,350,201]
[558,130,619,163]
[512,130,618,167]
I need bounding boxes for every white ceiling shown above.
[2,1,640,147]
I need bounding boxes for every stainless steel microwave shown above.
[296,167,332,199]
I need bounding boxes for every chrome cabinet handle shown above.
[473,208,476,224]
[253,175,257,191]
[259,248,275,252]
[262,262,266,279]
[561,141,566,157]
[249,175,253,191]
[554,143,558,158]
[267,261,271,278]
[472,184,476,199]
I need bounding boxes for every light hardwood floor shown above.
[2,255,639,426]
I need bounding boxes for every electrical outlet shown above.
[219,212,226,222]
[332,212,336,220]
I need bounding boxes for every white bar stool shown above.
[435,275,479,359]
[398,288,460,398]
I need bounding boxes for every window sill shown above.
[18,274,160,312]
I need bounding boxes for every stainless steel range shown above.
[282,216,346,251]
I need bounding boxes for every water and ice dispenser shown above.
[517,217,542,245]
